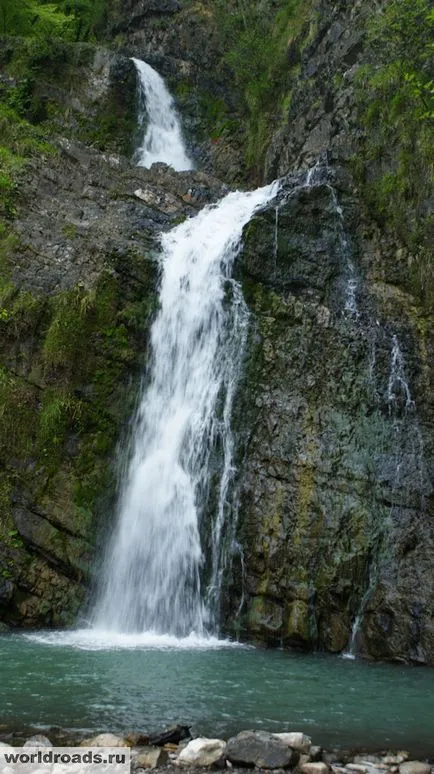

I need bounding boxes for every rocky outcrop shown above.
[223,161,433,663]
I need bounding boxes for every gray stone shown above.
[226,731,298,769]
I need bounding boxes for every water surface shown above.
[1,633,434,755]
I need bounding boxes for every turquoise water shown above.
[1,632,434,755]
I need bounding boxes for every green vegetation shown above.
[0,0,108,41]
[0,100,54,218]
[211,0,313,174]
[354,0,433,304]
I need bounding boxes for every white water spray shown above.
[92,182,279,637]
[132,58,193,171]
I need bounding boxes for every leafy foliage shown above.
[212,0,312,174]
[354,0,433,303]
[0,0,107,41]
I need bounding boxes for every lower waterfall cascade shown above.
[91,182,279,638]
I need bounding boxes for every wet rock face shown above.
[226,168,433,664]
[0,121,226,627]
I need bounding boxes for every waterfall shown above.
[92,182,279,637]
[131,57,193,171]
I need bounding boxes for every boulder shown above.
[132,747,168,769]
[177,738,226,767]
[81,734,127,747]
[399,764,431,774]
[23,736,52,748]
[227,731,298,769]
[274,733,312,754]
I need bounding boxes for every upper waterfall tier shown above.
[132,57,194,172]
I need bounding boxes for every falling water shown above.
[131,57,193,171]
[92,182,279,637]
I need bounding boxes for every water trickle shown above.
[328,186,360,319]
[344,564,377,659]
[386,334,428,508]
[132,57,193,171]
[93,182,279,637]
[273,205,279,272]
[387,334,414,412]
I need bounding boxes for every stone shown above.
[132,747,168,769]
[399,764,431,774]
[274,733,312,754]
[226,731,298,769]
[23,736,52,748]
[301,764,329,774]
[82,734,127,747]
[347,766,368,773]
[177,738,227,767]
